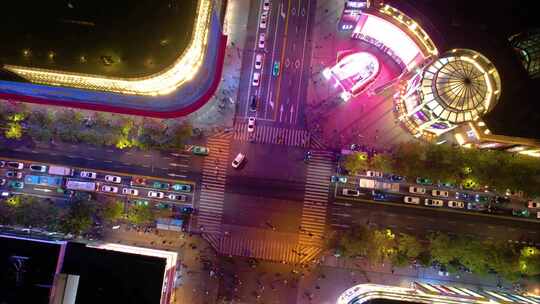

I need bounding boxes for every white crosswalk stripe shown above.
[196,134,231,235]
[299,151,334,248]
[219,236,322,264]
[233,122,311,148]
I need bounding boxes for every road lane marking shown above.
[263,2,283,119]
[293,0,311,125]
[106,150,114,153]
[273,0,292,120]
[104,160,113,163]
[244,0,266,118]
[144,154,152,158]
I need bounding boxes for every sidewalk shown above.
[186,0,252,135]
[296,255,514,304]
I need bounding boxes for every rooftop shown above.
[61,242,166,304]
[0,235,64,304]
[390,0,540,139]
[0,0,197,78]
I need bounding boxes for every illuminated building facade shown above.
[323,51,381,101]
[396,48,501,140]
[337,283,540,304]
[510,30,540,79]
[0,0,227,118]
[338,0,370,31]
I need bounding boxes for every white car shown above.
[232,153,246,169]
[122,188,139,196]
[258,33,266,48]
[105,175,122,183]
[252,72,260,86]
[259,10,268,29]
[263,0,271,11]
[255,54,263,70]
[168,193,187,202]
[101,185,118,193]
[366,171,383,178]
[448,200,465,209]
[29,164,47,172]
[7,162,24,170]
[404,196,420,204]
[424,199,444,207]
[528,201,540,209]
[148,191,165,199]
[409,186,426,194]
[342,188,360,197]
[247,117,256,133]
[432,189,449,197]
[80,171,97,179]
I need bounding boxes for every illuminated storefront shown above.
[323,51,381,101]
[337,283,540,304]
[338,0,370,31]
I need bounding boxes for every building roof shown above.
[0,235,65,304]
[61,242,166,304]
[390,0,540,139]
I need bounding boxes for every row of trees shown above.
[0,194,157,236]
[0,102,194,150]
[329,225,540,281]
[342,141,540,196]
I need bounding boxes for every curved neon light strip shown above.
[3,0,212,96]
[378,3,438,57]
[337,284,492,304]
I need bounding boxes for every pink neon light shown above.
[329,51,380,96]
[357,14,421,65]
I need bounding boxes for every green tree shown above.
[366,229,397,264]
[487,241,521,281]
[519,246,540,276]
[454,236,490,275]
[397,233,423,260]
[127,205,155,225]
[101,200,124,223]
[370,154,393,173]
[343,152,369,174]
[5,122,23,139]
[428,232,456,265]
[60,199,96,235]
[337,226,371,258]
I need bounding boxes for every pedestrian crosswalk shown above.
[219,235,322,264]
[234,122,311,148]
[299,151,334,248]
[196,134,231,236]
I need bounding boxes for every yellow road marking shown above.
[273,0,292,120]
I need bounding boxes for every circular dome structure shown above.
[420,49,501,123]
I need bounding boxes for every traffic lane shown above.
[1,139,195,172]
[242,0,282,118]
[0,149,199,180]
[333,184,533,223]
[227,140,307,183]
[340,177,499,204]
[330,199,540,243]
[290,0,314,126]
[225,174,305,202]
[260,0,287,120]
[267,0,293,121]
[222,192,302,233]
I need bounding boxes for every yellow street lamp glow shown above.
[4,0,214,96]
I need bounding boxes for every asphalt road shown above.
[238,0,314,127]
[329,197,540,246]
[0,139,202,180]
[223,141,307,232]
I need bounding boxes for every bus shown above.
[65,180,97,192]
[25,175,64,187]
